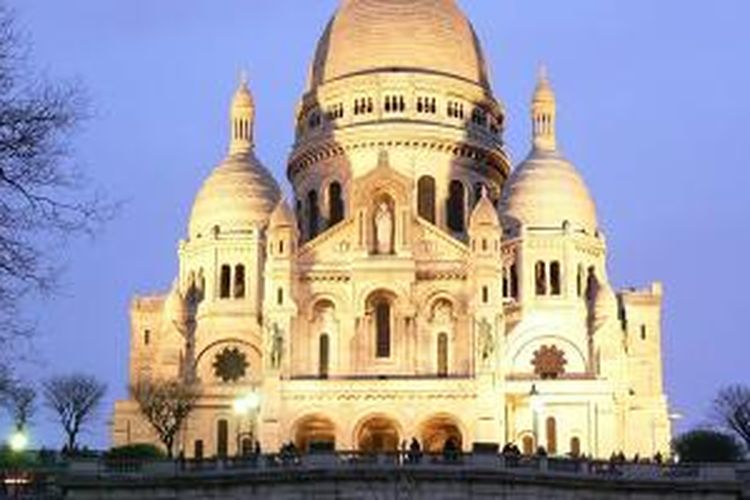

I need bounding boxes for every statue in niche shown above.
[266,322,284,369]
[476,318,495,366]
[432,299,453,324]
[374,201,394,255]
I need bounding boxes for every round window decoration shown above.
[531,345,567,380]
[213,347,249,383]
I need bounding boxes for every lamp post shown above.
[233,390,261,457]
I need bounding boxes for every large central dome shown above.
[308,0,491,91]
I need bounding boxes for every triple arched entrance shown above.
[293,413,465,453]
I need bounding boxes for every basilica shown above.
[112,0,671,459]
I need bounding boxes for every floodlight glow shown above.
[244,392,261,410]
[9,431,28,452]
[232,397,250,415]
[233,392,261,415]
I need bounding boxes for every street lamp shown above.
[8,428,28,453]
[233,391,261,457]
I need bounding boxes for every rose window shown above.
[213,347,249,383]
[531,345,567,380]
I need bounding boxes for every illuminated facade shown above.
[112,0,671,459]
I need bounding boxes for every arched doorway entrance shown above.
[419,415,463,453]
[356,416,400,453]
[294,415,336,452]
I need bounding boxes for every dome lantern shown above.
[229,72,255,156]
[532,65,557,151]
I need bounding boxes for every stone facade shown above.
[112,0,671,460]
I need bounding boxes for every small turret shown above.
[469,187,501,260]
[267,199,299,261]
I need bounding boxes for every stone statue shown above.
[476,318,495,366]
[432,300,453,324]
[374,202,393,255]
[267,323,284,369]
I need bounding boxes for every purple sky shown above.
[5,0,749,450]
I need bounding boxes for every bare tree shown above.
[713,384,750,451]
[130,378,199,458]
[7,383,34,429]
[42,374,106,452]
[0,3,112,361]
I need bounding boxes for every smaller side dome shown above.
[269,199,296,229]
[469,188,500,228]
[500,68,598,234]
[188,77,280,239]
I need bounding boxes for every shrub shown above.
[106,443,166,460]
[672,429,745,463]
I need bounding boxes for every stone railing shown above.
[65,451,740,484]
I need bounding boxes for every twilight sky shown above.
[5,0,749,450]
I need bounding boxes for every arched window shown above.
[295,199,303,234]
[307,190,319,239]
[143,329,150,346]
[535,261,547,296]
[447,180,465,232]
[375,300,391,358]
[502,268,509,298]
[328,182,344,226]
[437,332,448,378]
[482,286,489,304]
[550,261,561,296]
[546,417,557,455]
[576,264,584,297]
[570,437,581,458]
[641,324,647,340]
[585,266,598,303]
[234,264,245,299]
[219,265,231,299]
[319,334,330,379]
[194,440,204,460]
[522,435,534,455]
[277,287,284,306]
[510,264,519,300]
[217,419,228,458]
[417,176,436,223]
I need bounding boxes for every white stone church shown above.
[112,0,671,459]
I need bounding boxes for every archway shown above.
[356,416,401,453]
[420,415,463,453]
[294,415,336,452]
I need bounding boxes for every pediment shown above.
[412,217,469,263]
[351,150,413,209]
[297,218,358,265]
